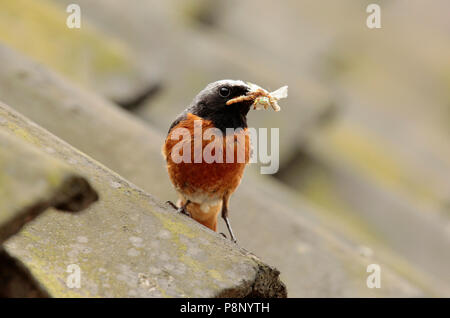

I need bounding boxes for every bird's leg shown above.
[221,196,237,243]
[165,200,191,217]
[179,200,191,217]
[223,216,236,243]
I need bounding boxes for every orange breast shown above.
[163,113,250,202]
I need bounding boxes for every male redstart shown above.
[163,80,275,242]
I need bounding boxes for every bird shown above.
[162,80,260,243]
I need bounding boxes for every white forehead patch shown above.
[205,79,248,90]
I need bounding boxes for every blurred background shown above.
[0,0,449,297]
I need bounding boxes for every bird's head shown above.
[189,80,255,131]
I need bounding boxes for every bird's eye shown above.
[219,86,231,98]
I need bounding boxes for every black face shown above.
[168,81,254,134]
[190,83,252,133]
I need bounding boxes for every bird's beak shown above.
[226,83,265,106]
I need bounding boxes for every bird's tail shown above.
[178,198,222,232]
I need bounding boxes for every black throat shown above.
[168,101,252,135]
[194,102,251,133]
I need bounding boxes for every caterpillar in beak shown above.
[226,83,288,112]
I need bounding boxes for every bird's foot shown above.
[219,232,237,243]
[178,206,191,217]
[165,200,191,217]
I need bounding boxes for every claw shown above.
[177,206,191,217]
[166,200,191,217]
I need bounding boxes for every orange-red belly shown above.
[163,113,250,204]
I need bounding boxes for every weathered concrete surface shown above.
[283,118,450,290]
[0,45,434,296]
[0,103,286,298]
[0,121,97,298]
[0,0,157,103]
[0,129,98,244]
[0,44,168,199]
